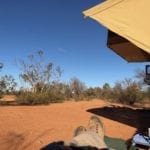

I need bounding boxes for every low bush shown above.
[16,92,49,105]
[16,91,65,105]
[112,79,144,105]
[48,91,65,103]
[0,93,3,99]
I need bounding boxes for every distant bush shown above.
[16,91,65,105]
[0,100,10,105]
[0,75,17,94]
[114,87,143,105]
[145,87,150,99]
[113,79,144,105]
[0,92,3,99]
[48,91,65,103]
[16,92,48,105]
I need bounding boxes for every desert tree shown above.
[113,78,143,105]
[101,83,112,99]
[0,63,17,95]
[19,50,63,92]
[135,68,146,86]
[0,75,17,94]
[70,77,86,97]
[134,68,150,100]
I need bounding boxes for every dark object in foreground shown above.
[144,65,150,85]
[40,136,127,150]
[40,141,108,150]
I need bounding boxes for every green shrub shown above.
[48,91,65,103]
[16,91,65,105]
[16,92,49,105]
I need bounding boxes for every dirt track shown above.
[0,99,137,150]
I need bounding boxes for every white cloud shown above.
[57,47,67,53]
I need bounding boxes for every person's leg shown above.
[65,116,107,149]
[87,115,104,139]
[73,126,87,137]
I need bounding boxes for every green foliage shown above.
[84,87,102,99]
[49,82,72,100]
[16,90,65,105]
[101,83,113,100]
[0,63,17,97]
[0,75,17,94]
[15,77,147,105]
[103,83,110,89]
[0,56,148,106]
[16,92,48,105]
[84,87,96,99]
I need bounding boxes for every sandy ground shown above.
[0,99,139,150]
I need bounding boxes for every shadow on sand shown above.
[0,129,52,150]
[87,105,150,134]
[0,132,25,150]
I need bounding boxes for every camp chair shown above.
[129,128,150,149]
[131,133,150,150]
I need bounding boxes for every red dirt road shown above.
[0,100,136,150]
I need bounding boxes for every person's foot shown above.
[87,115,104,139]
[73,126,86,137]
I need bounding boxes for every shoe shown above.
[87,115,104,139]
[73,126,87,137]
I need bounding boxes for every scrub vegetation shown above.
[0,51,149,105]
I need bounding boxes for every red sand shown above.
[0,99,136,150]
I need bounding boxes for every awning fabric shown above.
[83,0,150,62]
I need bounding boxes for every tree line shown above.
[0,50,149,105]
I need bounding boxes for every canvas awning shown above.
[83,0,150,62]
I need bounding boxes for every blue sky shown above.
[0,0,147,87]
